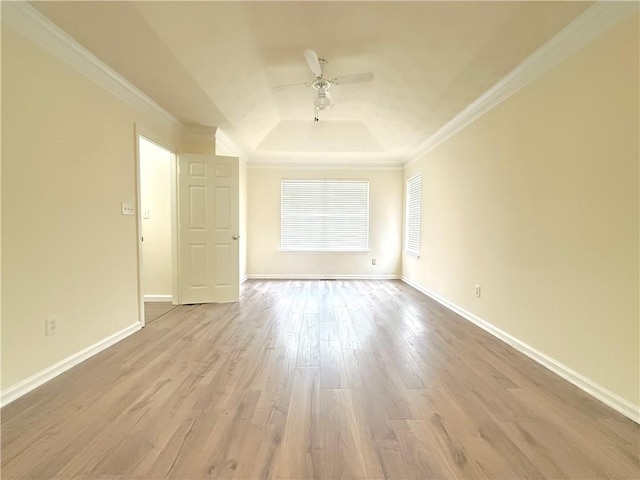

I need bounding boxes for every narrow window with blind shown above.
[281,180,369,252]
[405,174,422,256]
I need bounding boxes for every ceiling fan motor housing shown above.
[311,78,331,92]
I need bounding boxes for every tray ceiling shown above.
[31,1,592,165]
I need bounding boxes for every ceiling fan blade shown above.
[304,49,323,77]
[331,72,374,85]
[272,81,309,90]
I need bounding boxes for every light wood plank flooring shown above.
[145,302,178,325]
[2,280,638,479]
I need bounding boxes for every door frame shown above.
[134,127,180,326]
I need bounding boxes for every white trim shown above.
[248,163,403,171]
[405,1,639,166]
[249,151,404,167]
[144,294,173,302]
[240,275,249,284]
[247,274,401,280]
[401,276,640,424]
[404,173,422,257]
[170,151,180,305]
[2,2,181,128]
[1,323,142,407]
[134,129,146,327]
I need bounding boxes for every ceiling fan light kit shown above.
[275,48,374,121]
[314,91,332,110]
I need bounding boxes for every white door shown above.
[211,155,240,303]
[178,154,239,304]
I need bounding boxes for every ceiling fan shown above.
[273,49,374,121]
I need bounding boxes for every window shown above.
[281,179,369,252]
[405,174,422,256]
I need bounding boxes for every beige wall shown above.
[403,16,639,407]
[1,27,181,390]
[140,137,173,298]
[247,167,402,278]
[180,127,216,156]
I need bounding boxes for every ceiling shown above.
[32,1,592,165]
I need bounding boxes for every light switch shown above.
[121,202,135,216]
[143,209,150,219]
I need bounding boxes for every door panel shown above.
[189,244,207,287]
[212,156,239,302]
[178,154,239,304]
[216,244,232,286]
[178,154,215,304]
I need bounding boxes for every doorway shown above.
[138,135,178,324]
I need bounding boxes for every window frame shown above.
[404,173,422,257]
[280,179,370,253]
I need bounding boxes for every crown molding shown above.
[405,1,639,167]
[249,150,405,167]
[247,163,403,171]
[2,1,182,128]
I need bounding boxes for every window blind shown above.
[281,180,369,252]
[405,174,421,256]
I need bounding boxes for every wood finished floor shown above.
[2,280,638,479]
[145,302,178,325]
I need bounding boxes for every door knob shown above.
[232,234,240,240]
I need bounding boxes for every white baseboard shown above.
[1,323,142,407]
[241,275,249,284]
[143,294,173,302]
[247,274,401,280]
[401,276,640,424]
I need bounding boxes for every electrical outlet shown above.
[474,285,481,298]
[372,258,376,265]
[45,316,59,336]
